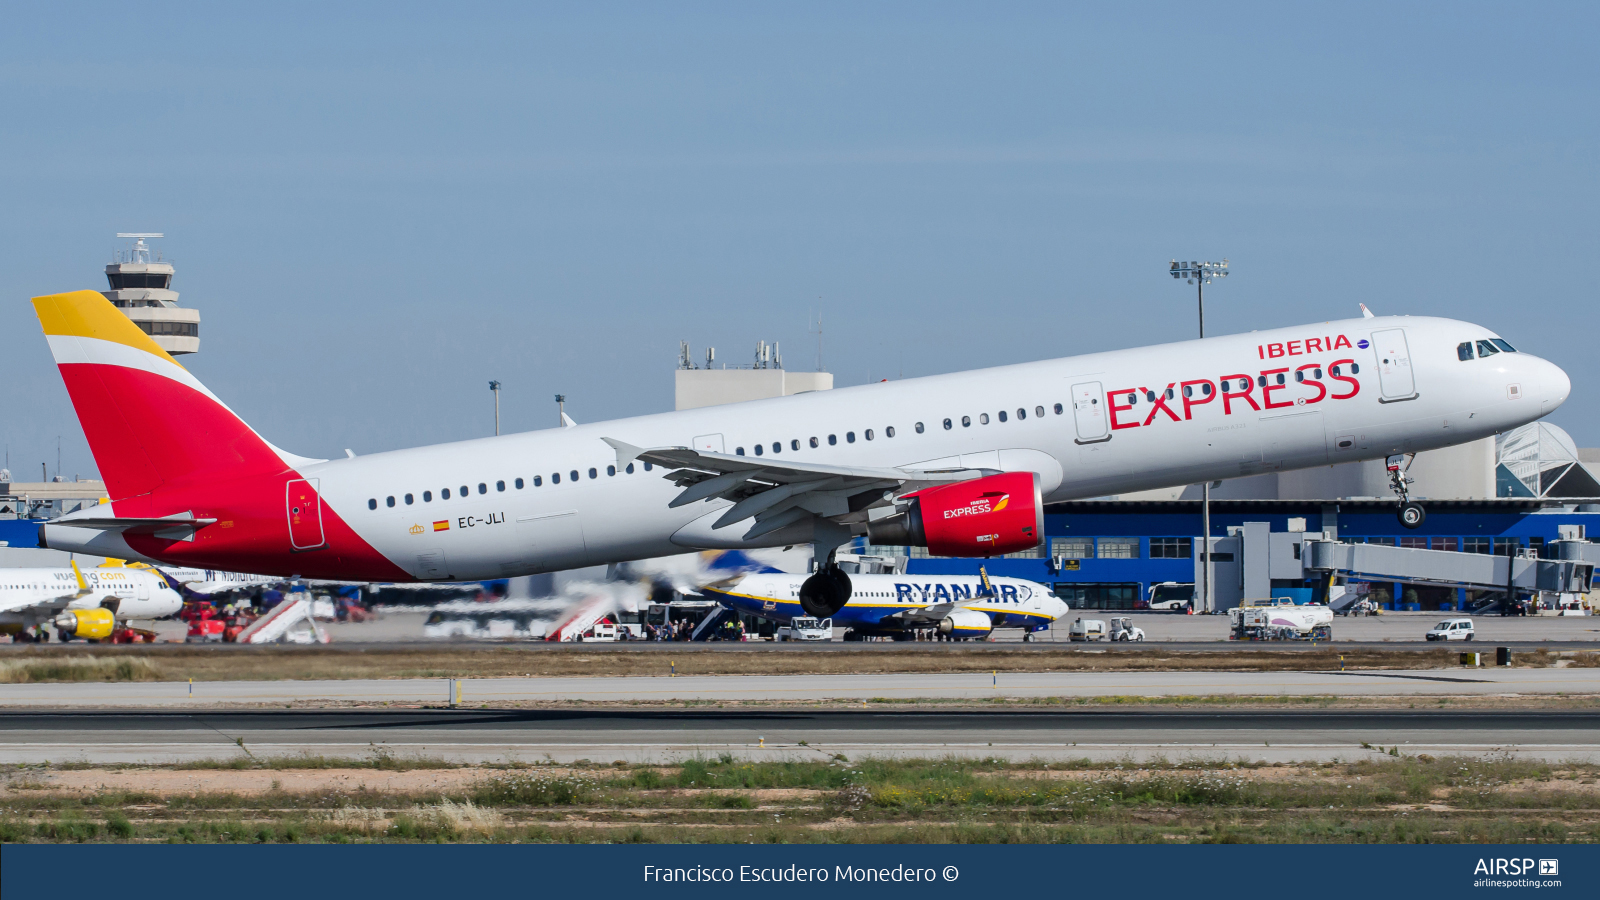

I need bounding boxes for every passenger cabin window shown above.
[736,447,745,455]
[961,416,971,427]
[864,429,874,440]
[886,426,895,437]
[571,470,580,482]
[1476,340,1500,357]
[607,465,616,476]
[978,414,989,425]
[386,496,395,507]
[1016,408,1026,420]
[405,493,414,505]
[915,422,924,433]
[942,419,952,430]
[496,480,505,492]
[588,468,597,479]
[476,483,486,494]
[753,444,763,455]
[1053,403,1063,414]
[998,411,1007,422]
[367,499,377,510]
[810,437,820,447]
[625,463,634,474]
[550,474,559,485]
[515,478,524,489]
[533,476,543,486]
[442,488,452,498]
[424,491,433,501]
[460,485,469,496]
[846,431,856,442]
[1458,342,1474,361]
[772,442,781,454]
[644,462,653,471]
[791,439,800,450]
[828,434,837,445]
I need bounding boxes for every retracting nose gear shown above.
[1387,453,1426,528]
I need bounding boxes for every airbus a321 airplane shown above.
[0,561,182,640]
[33,289,1569,621]
[702,569,1068,641]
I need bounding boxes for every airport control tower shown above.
[101,233,200,355]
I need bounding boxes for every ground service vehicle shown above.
[776,616,832,641]
[1069,618,1107,641]
[1109,616,1145,641]
[1147,582,1194,611]
[1230,598,1334,641]
[1425,617,1475,641]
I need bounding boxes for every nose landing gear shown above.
[1387,453,1426,529]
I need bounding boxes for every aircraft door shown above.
[1071,382,1109,443]
[1371,329,1417,400]
[285,479,327,551]
[136,577,149,601]
[693,434,725,454]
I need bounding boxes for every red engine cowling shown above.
[867,471,1043,557]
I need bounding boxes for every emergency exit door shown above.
[286,478,327,551]
[1371,328,1417,401]
[1071,382,1110,443]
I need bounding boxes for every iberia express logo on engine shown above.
[944,492,1008,519]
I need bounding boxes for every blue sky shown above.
[3,3,1596,480]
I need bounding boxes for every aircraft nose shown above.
[1540,357,1571,411]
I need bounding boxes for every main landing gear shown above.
[799,559,853,618]
[1387,453,1426,529]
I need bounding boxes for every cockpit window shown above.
[1457,342,1474,361]
[1476,340,1500,357]
[1491,339,1516,353]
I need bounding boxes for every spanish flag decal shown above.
[433,520,450,532]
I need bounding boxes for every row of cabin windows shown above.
[1457,338,1517,361]
[733,404,1068,455]
[368,461,655,510]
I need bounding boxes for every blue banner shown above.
[2,844,1594,899]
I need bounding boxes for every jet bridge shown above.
[1198,522,1598,610]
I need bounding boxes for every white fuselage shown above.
[705,572,1069,634]
[0,566,182,625]
[91,314,1573,582]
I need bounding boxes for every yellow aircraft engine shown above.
[53,608,116,640]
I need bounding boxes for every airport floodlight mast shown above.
[488,381,501,436]
[1169,258,1229,614]
[554,394,566,427]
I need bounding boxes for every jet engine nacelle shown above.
[867,471,1043,557]
[53,608,115,640]
[936,607,993,639]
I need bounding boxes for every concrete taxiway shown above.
[1,667,1595,707]
[2,707,1596,765]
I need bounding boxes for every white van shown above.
[1425,618,1475,641]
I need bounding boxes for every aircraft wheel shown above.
[1398,502,1426,529]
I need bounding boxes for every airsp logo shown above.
[1473,858,1551,876]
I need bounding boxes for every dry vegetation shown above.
[3,644,1576,684]
[5,753,1600,844]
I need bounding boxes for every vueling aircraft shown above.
[0,561,181,641]
[33,288,1568,620]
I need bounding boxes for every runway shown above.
[3,707,1597,765]
[2,666,1596,707]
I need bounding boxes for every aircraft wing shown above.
[602,439,987,542]
[878,602,959,626]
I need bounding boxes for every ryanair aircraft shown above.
[703,569,1066,640]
